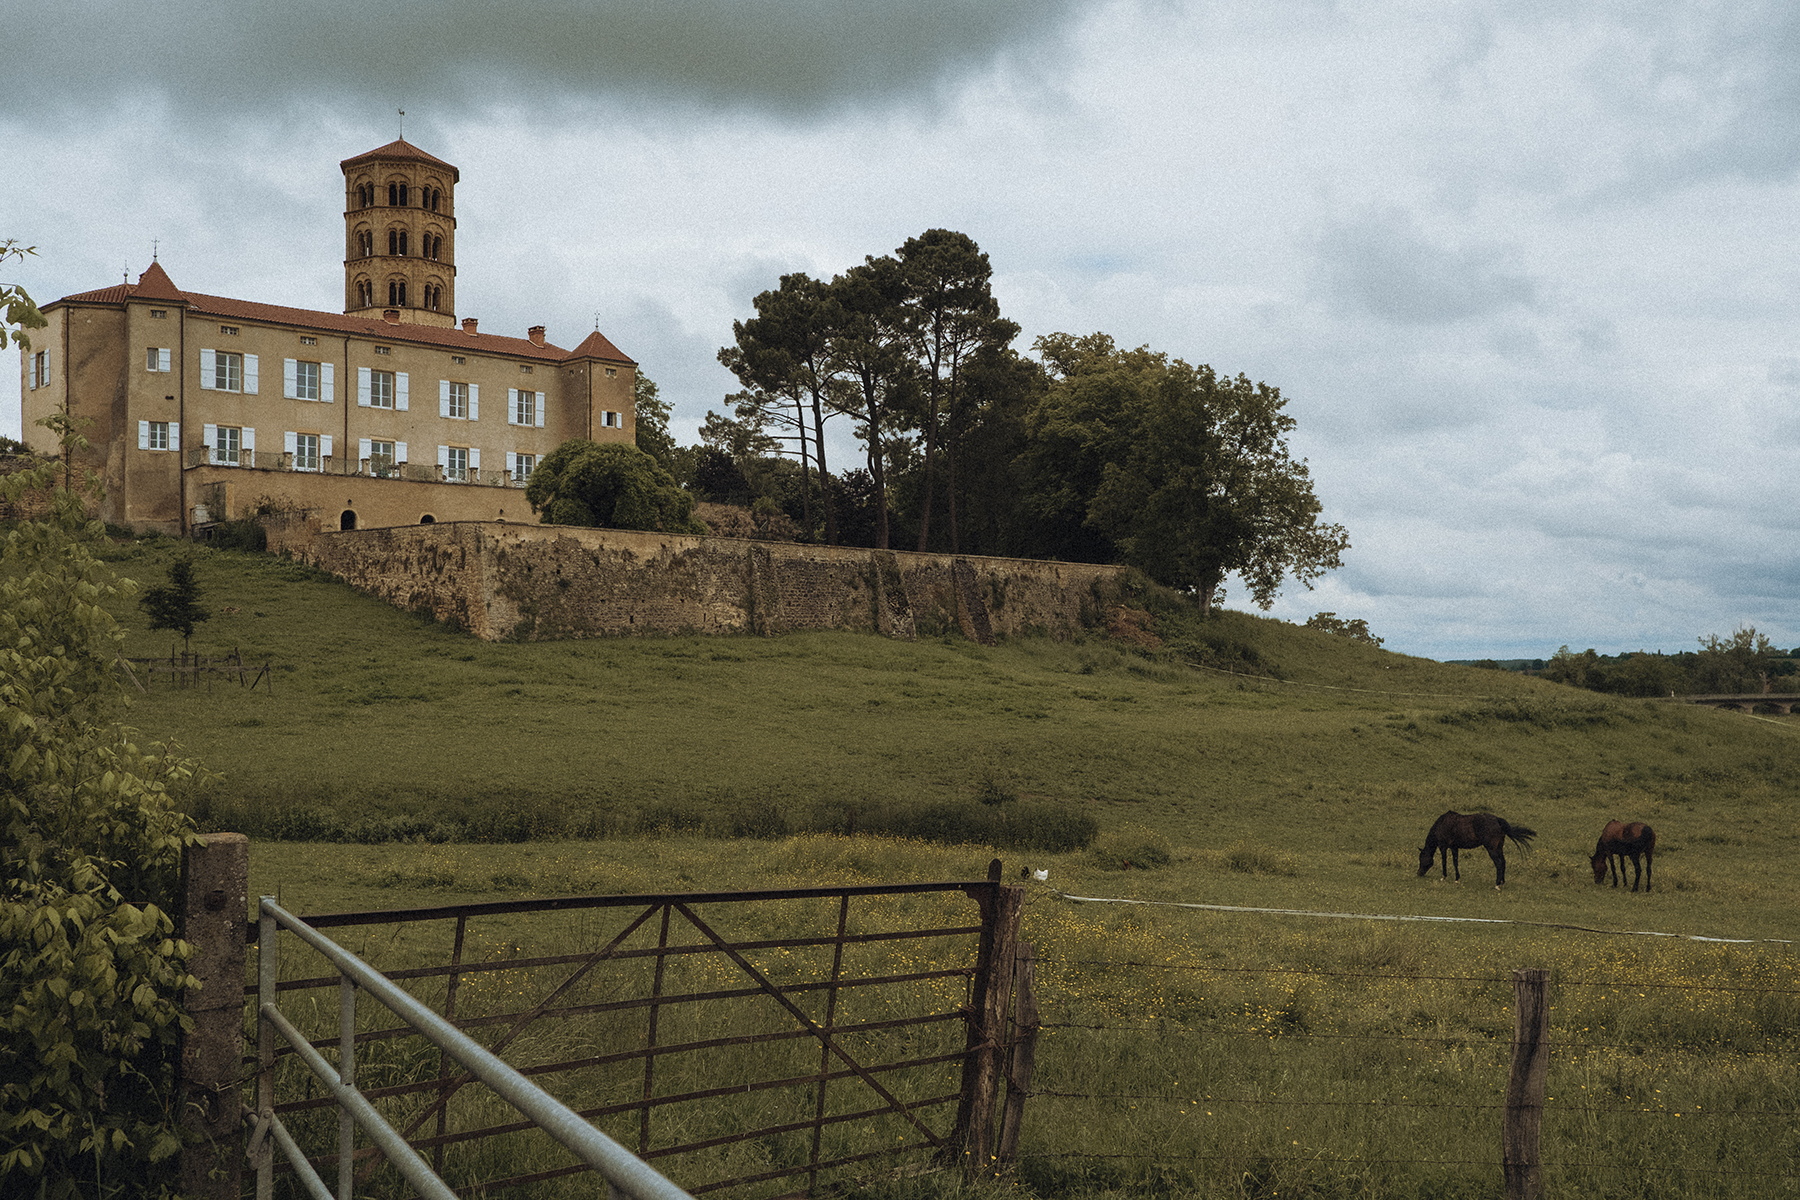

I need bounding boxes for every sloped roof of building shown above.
[47,266,634,366]
[340,139,461,182]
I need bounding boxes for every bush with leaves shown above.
[1,431,207,1198]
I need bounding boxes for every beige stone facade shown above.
[19,139,637,536]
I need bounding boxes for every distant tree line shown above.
[588,229,1349,616]
[1478,627,1798,696]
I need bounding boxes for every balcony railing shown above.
[184,449,528,487]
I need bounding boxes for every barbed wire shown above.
[1019,1150,1800,1179]
[1027,1088,1796,1119]
[1039,956,1800,994]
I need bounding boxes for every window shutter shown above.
[507,388,518,425]
[200,349,216,390]
[321,362,335,403]
[284,359,298,399]
[243,428,256,454]
[284,431,298,455]
[469,447,481,470]
[203,423,218,462]
[359,437,372,461]
[358,366,372,407]
[536,397,544,428]
[506,451,517,477]
[395,441,408,463]
[439,379,451,418]
[244,355,259,394]
[321,435,333,458]
[468,384,479,421]
[170,424,180,451]
[437,445,449,470]
[396,372,409,411]
[139,421,150,450]
[159,347,171,372]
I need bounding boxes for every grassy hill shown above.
[94,537,1800,1198]
[99,536,1800,939]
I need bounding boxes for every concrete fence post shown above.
[179,832,250,1200]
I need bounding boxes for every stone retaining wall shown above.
[277,520,1123,643]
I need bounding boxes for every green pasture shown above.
[95,538,1800,1197]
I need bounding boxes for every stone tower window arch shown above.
[388,180,409,207]
[354,278,374,308]
[353,227,373,259]
[388,228,409,257]
[388,279,408,307]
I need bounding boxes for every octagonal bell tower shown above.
[341,139,459,327]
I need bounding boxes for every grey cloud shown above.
[7,0,1086,123]
[1317,209,1537,326]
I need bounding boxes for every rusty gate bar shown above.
[811,892,852,1195]
[250,875,1018,1195]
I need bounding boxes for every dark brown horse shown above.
[1590,820,1655,892]
[1417,810,1537,887]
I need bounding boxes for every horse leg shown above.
[1644,849,1652,893]
[1628,852,1641,893]
[1450,847,1461,882]
[1488,843,1506,887]
[1609,853,1622,888]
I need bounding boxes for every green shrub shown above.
[2,443,207,1198]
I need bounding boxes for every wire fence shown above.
[1006,943,1800,1197]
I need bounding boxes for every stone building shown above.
[19,139,637,535]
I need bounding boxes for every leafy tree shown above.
[1691,626,1776,694]
[632,370,681,478]
[525,440,706,534]
[1305,612,1383,647]
[1,239,46,353]
[2,422,206,1197]
[1021,333,1349,615]
[827,256,917,550]
[138,555,210,651]
[896,230,1018,552]
[720,273,845,543]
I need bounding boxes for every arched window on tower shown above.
[356,229,373,258]
[355,279,373,307]
[389,182,409,207]
[355,183,374,209]
[388,229,409,257]
[389,280,408,307]
[423,234,441,261]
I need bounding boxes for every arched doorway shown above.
[340,510,357,531]
[420,514,436,524]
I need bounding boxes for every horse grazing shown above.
[1417,810,1538,888]
[1590,821,1655,893]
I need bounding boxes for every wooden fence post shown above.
[996,941,1039,1167]
[951,860,1023,1177]
[179,832,250,1200]
[1502,967,1550,1200]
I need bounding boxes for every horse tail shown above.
[1501,820,1537,850]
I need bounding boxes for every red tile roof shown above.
[45,267,634,366]
[340,139,461,182]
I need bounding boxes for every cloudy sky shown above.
[4,0,1796,661]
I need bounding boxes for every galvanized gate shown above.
[250,866,1022,1197]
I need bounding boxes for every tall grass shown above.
[80,537,1800,1196]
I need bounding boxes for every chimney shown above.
[382,308,400,324]
[462,317,478,335]
[528,325,546,347]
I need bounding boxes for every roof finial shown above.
[594,309,601,332]
[123,260,129,284]
[399,108,405,141]
[152,238,159,263]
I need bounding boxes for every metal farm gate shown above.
[242,864,1026,1198]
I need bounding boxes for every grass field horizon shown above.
[97,537,1800,1197]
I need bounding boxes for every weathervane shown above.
[399,108,405,140]
[152,239,159,263]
